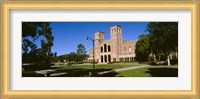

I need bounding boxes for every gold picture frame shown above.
[1,1,199,98]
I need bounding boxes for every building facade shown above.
[88,25,137,63]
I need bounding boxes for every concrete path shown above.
[35,69,55,76]
[50,72,67,77]
[36,65,150,77]
[115,65,150,72]
[35,69,68,77]
[98,65,150,75]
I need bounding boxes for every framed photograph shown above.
[1,1,199,98]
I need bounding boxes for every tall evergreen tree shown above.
[76,44,87,62]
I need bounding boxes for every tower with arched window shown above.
[88,25,137,64]
[110,25,122,62]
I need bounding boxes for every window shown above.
[101,55,103,63]
[108,55,111,63]
[125,57,129,61]
[120,58,124,62]
[127,57,129,61]
[129,46,131,52]
[104,44,107,52]
[130,57,134,61]
[101,47,103,53]
[124,47,126,51]
[104,55,107,63]
[108,45,111,52]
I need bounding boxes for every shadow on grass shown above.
[23,65,52,71]
[145,68,178,77]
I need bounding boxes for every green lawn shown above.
[23,62,178,77]
[116,65,178,77]
[52,62,147,77]
[56,62,145,71]
[53,63,178,77]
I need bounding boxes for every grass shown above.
[51,62,146,77]
[23,62,178,77]
[56,62,145,71]
[116,65,178,77]
[54,63,178,77]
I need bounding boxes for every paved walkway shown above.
[98,65,150,75]
[36,65,150,77]
[35,69,55,76]
[35,69,67,77]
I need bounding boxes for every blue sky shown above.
[33,22,148,56]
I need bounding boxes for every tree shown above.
[22,22,55,68]
[67,52,79,63]
[22,22,42,38]
[76,44,87,62]
[146,22,178,65]
[135,34,151,62]
[38,23,54,67]
[22,22,43,54]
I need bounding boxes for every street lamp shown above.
[86,37,97,76]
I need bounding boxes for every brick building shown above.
[88,25,137,63]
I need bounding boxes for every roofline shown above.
[110,25,122,28]
[123,39,138,42]
[95,31,104,33]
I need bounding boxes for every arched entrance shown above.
[101,55,103,63]
[104,55,107,63]
[108,54,111,63]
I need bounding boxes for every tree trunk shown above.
[167,55,171,66]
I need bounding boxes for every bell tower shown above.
[94,31,104,63]
[95,31,104,43]
[110,25,122,61]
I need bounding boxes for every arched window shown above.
[104,44,107,52]
[108,55,111,63]
[101,47,103,53]
[101,55,103,63]
[104,55,107,63]
[108,45,111,52]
